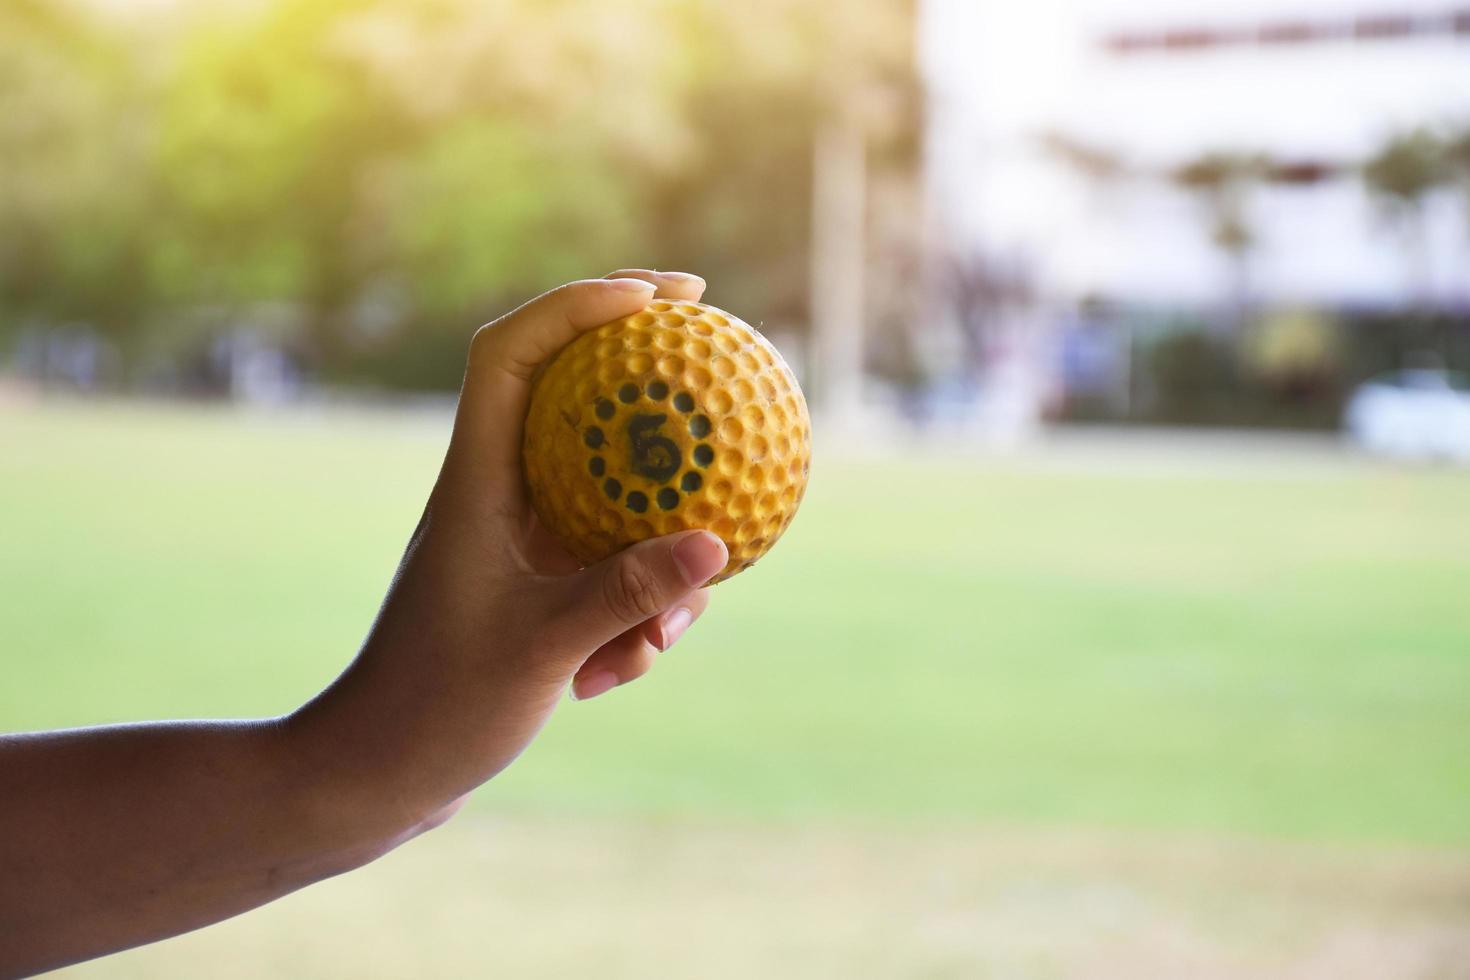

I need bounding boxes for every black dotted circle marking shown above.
[618,383,640,404]
[656,488,679,511]
[693,444,715,467]
[689,414,711,438]
[588,456,605,477]
[603,478,622,500]
[625,491,648,513]
[584,427,604,449]
[595,399,615,421]
[680,471,703,492]
[673,392,695,413]
[646,380,669,401]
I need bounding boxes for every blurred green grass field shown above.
[4,401,1469,844]
[7,401,1470,977]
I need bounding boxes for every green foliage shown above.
[1144,328,1241,425]
[1362,127,1449,211]
[387,119,642,316]
[153,0,419,360]
[1169,152,1269,258]
[0,0,915,389]
[0,0,154,347]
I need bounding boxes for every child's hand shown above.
[289,271,729,839]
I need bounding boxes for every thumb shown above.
[557,530,728,650]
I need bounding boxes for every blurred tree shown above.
[1243,306,1344,426]
[1362,128,1447,307]
[1446,128,1470,204]
[0,0,156,365]
[1145,328,1239,426]
[151,0,423,369]
[1,0,917,391]
[1170,153,1267,330]
[648,0,916,326]
[346,0,916,386]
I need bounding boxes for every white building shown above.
[919,0,1470,310]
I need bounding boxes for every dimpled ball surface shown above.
[523,300,811,583]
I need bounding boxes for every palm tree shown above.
[1170,152,1267,331]
[1362,128,1447,308]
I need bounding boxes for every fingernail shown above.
[658,607,694,651]
[572,670,620,701]
[609,278,655,291]
[657,271,703,283]
[672,532,728,587]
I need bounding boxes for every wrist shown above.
[266,709,448,876]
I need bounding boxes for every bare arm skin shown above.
[0,271,729,978]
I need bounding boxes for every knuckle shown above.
[468,321,500,361]
[603,557,666,623]
[468,318,541,382]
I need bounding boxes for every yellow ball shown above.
[523,300,812,584]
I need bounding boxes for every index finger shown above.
[449,278,657,489]
[602,269,706,303]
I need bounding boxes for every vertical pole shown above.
[809,114,866,424]
[1120,319,1134,420]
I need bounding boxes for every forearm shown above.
[0,719,417,977]
[0,504,547,976]
[285,523,570,819]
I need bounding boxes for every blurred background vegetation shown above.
[0,0,914,391]
[6,0,1468,431]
